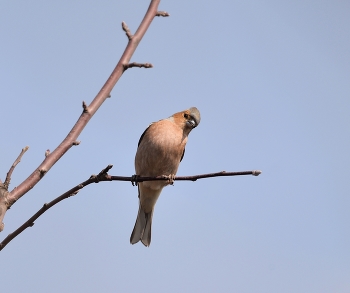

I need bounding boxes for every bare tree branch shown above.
[0,167,261,251]
[4,0,165,212]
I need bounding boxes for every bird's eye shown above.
[184,113,189,119]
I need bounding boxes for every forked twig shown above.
[0,167,261,251]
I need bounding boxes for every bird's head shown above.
[171,107,201,132]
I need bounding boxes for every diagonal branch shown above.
[5,0,165,209]
[0,167,261,251]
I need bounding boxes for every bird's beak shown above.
[187,119,196,128]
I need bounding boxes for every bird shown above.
[130,107,201,246]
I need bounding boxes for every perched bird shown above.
[130,107,201,246]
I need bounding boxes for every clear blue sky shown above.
[1,1,349,292]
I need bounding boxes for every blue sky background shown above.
[1,1,349,292]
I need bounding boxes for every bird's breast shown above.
[135,120,187,178]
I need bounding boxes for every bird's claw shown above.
[165,174,176,185]
[131,174,139,186]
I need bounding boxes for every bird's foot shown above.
[131,174,139,186]
[164,174,176,185]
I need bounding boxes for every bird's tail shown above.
[130,203,154,247]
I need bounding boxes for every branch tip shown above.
[99,165,113,176]
[72,141,81,146]
[252,170,262,176]
[45,150,50,157]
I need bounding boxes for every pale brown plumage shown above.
[130,107,201,246]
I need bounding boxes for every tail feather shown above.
[130,204,153,247]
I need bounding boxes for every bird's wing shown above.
[180,148,185,162]
[137,123,153,147]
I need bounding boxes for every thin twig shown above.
[122,21,133,40]
[3,147,29,190]
[156,11,169,17]
[0,167,260,251]
[124,62,153,70]
[112,170,262,183]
